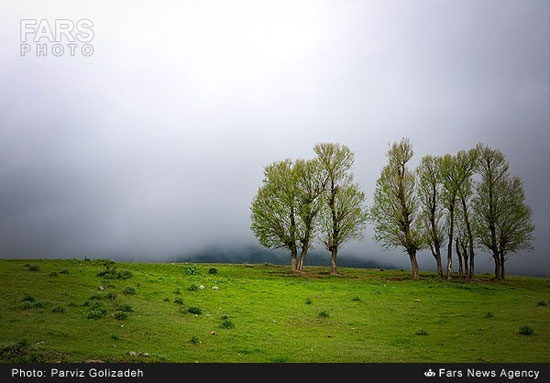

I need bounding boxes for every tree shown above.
[370,138,423,279]
[318,183,368,274]
[440,150,477,280]
[495,176,534,279]
[314,143,366,274]
[294,158,327,271]
[416,155,445,279]
[250,160,301,271]
[472,144,534,280]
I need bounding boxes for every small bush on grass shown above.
[49,272,58,277]
[173,288,181,295]
[519,326,534,336]
[89,294,103,300]
[416,329,429,336]
[22,301,43,310]
[536,301,547,307]
[106,292,118,300]
[352,296,362,302]
[113,312,128,320]
[208,268,218,275]
[305,298,312,304]
[59,270,69,274]
[88,309,107,319]
[115,303,133,312]
[22,294,35,303]
[163,297,170,302]
[174,298,184,305]
[221,318,234,329]
[318,311,329,318]
[122,286,136,295]
[28,265,40,272]
[190,335,200,344]
[110,335,119,341]
[188,284,198,291]
[0,340,32,362]
[118,270,133,279]
[51,305,66,313]
[183,266,200,275]
[188,306,202,315]
[485,311,494,318]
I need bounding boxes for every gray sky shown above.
[0,0,548,276]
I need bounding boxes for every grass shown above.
[0,259,548,362]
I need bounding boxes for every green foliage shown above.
[187,306,202,315]
[305,298,312,304]
[22,294,35,303]
[122,286,136,295]
[352,296,362,302]
[519,326,534,336]
[220,317,234,329]
[49,272,58,277]
[536,301,547,307]
[113,312,128,320]
[318,311,329,318]
[208,268,218,275]
[485,311,494,318]
[188,284,198,291]
[28,265,40,272]
[416,329,429,336]
[183,266,200,275]
[51,305,66,313]
[190,335,200,344]
[115,303,133,312]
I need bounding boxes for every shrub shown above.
[88,309,106,319]
[59,270,69,274]
[22,294,35,303]
[82,301,90,307]
[28,265,40,272]
[0,340,31,362]
[113,312,128,320]
[208,268,218,275]
[485,311,494,318]
[536,301,547,307]
[416,329,429,336]
[305,298,312,305]
[190,335,200,344]
[352,296,362,302]
[118,270,133,279]
[110,335,119,341]
[173,288,181,295]
[106,292,118,300]
[51,305,66,313]
[49,272,58,277]
[318,311,329,318]
[188,306,202,315]
[188,284,198,291]
[115,304,133,312]
[221,318,234,329]
[89,294,103,300]
[519,326,534,336]
[163,297,170,302]
[122,286,136,295]
[174,298,185,305]
[22,301,43,310]
[183,266,200,275]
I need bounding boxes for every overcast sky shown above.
[0,0,548,276]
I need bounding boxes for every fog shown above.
[0,0,548,276]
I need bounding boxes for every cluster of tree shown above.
[370,138,535,281]
[250,143,369,274]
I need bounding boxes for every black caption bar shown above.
[2,363,549,383]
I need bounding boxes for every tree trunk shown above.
[435,248,443,279]
[297,243,309,272]
[492,250,502,281]
[330,247,338,274]
[455,239,463,278]
[446,205,455,280]
[499,251,506,281]
[463,251,469,279]
[290,245,298,273]
[409,251,420,279]
[469,253,475,281]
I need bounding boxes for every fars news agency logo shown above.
[20,19,94,57]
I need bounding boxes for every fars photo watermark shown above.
[20,18,94,57]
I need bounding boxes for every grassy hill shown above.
[0,259,548,363]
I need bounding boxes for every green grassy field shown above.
[0,259,548,363]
